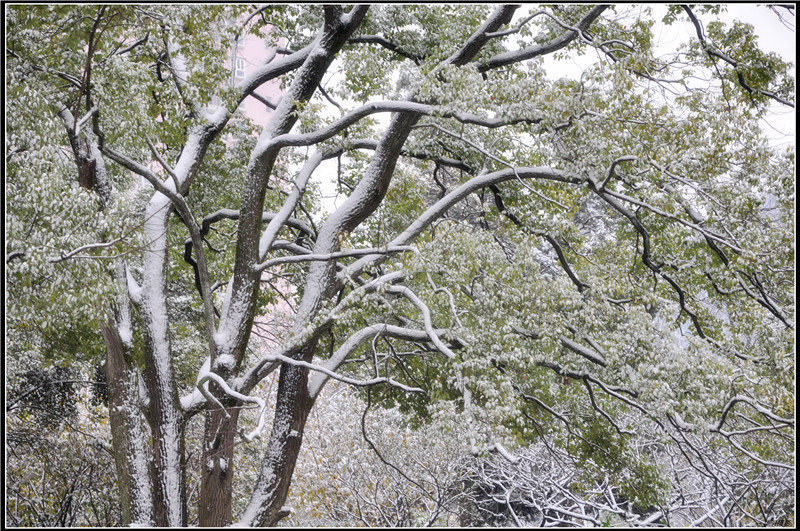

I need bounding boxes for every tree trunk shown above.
[198,405,242,526]
[237,344,316,526]
[140,196,188,527]
[102,320,155,526]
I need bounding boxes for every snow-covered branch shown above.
[254,245,416,273]
[385,285,457,360]
[344,166,582,279]
[308,323,453,399]
[477,5,609,72]
[267,351,425,396]
[557,335,607,367]
[50,236,127,263]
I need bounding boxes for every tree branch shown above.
[478,5,609,72]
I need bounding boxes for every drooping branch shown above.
[7,49,82,89]
[682,5,795,108]
[711,395,795,433]
[268,351,426,396]
[385,284,457,359]
[536,360,644,410]
[489,182,590,293]
[307,323,453,399]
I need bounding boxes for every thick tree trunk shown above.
[198,406,242,526]
[140,196,188,527]
[215,11,369,526]
[102,320,155,526]
[238,344,316,526]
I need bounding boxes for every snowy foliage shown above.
[6,4,794,527]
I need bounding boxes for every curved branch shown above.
[386,284,457,359]
[598,155,637,191]
[265,350,426,395]
[201,209,315,242]
[236,43,314,108]
[263,101,541,155]
[345,166,582,279]
[712,395,794,432]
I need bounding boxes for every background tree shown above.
[6,4,794,527]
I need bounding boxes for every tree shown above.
[5,4,795,527]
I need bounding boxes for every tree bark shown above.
[198,405,242,526]
[238,342,317,526]
[140,197,188,527]
[102,320,155,526]
[209,9,370,525]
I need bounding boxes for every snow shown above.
[217,278,249,356]
[138,194,186,526]
[233,475,278,527]
[128,389,154,524]
[257,151,320,259]
[118,319,133,347]
[125,263,142,304]
[214,353,236,371]
[180,356,211,411]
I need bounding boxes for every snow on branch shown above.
[254,246,416,273]
[50,235,127,263]
[195,372,269,442]
[261,101,542,155]
[308,323,453,399]
[597,185,745,254]
[385,284,456,360]
[597,155,637,190]
[478,5,609,72]
[344,166,582,279]
[237,43,313,107]
[682,5,795,108]
[711,395,795,432]
[125,262,143,305]
[558,335,607,367]
[265,351,426,396]
[489,442,521,464]
[257,151,323,259]
[202,209,315,241]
